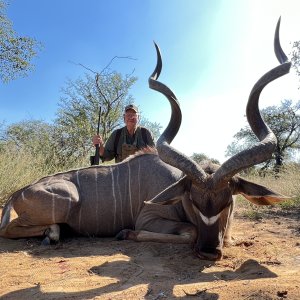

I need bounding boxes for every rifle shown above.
[90,106,102,166]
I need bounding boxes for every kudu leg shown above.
[0,217,51,240]
[117,229,195,244]
[223,202,235,246]
[42,224,60,245]
[117,218,197,244]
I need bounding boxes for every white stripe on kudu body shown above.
[137,160,141,212]
[51,186,56,224]
[78,207,82,233]
[76,170,82,232]
[199,211,221,226]
[110,166,117,231]
[115,167,123,228]
[62,178,72,221]
[94,168,99,233]
[127,162,134,221]
[43,176,56,224]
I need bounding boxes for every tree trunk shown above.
[274,147,283,176]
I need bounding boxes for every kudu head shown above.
[148,18,291,260]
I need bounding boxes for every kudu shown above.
[0,19,291,260]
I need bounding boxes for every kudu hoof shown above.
[115,229,131,240]
[41,236,51,246]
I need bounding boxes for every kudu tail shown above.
[0,199,13,229]
[0,188,25,229]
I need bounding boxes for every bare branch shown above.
[100,56,137,75]
[69,55,137,76]
[68,61,98,74]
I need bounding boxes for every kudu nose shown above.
[194,246,223,261]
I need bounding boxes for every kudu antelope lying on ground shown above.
[0,19,291,260]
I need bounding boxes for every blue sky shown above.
[1,0,300,162]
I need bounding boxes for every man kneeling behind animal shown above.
[92,104,155,163]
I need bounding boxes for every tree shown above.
[3,119,53,151]
[1,119,61,168]
[0,0,42,82]
[226,100,300,171]
[139,117,162,140]
[55,70,138,163]
[0,120,70,171]
[191,152,220,165]
[291,40,300,79]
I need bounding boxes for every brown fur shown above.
[122,146,158,162]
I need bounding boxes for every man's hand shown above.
[93,135,104,147]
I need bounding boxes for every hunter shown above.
[92,104,155,163]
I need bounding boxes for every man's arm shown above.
[93,131,118,162]
[144,128,155,147]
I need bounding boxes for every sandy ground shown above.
[0,207,300,300]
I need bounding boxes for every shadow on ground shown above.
[0,250,277,300]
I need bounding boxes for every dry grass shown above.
[246,165,299,199]
[1,146,299,215]
[0,147,89,206]
[236,164,300,219]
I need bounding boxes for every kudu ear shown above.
[233,177,290,205]
[145,176,191,205]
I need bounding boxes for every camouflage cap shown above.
[125,104,139,113]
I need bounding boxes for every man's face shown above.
[124,109,139,127]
